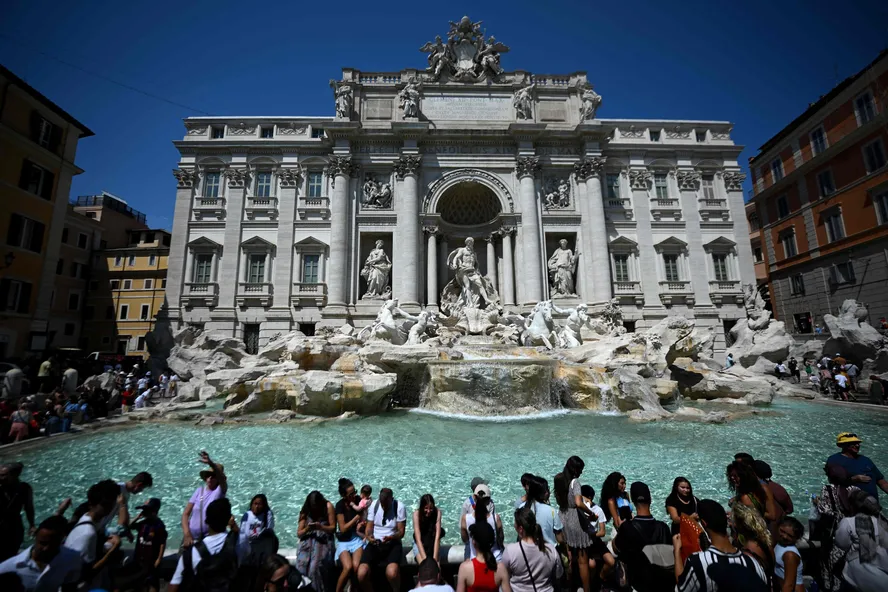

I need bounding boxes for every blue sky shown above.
[3,0,887,229]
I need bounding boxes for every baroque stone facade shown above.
[165,17,754,353]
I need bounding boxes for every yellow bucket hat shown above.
[836,432,863,446]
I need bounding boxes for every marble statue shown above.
[360,240,392,299]
[520,301,559,349]
[552,302,594,348]
[419,36,454,80]
[513,84,535,120]
[359,298,418,345]
[419,16,510,82]
[579,83,602,121]
[547,239,579,297]
[476,36,509,79]
[330,80,353,119]
[406,311,438,345]
[544,178,571,209]
[441,237,500,315]
[743,283,772,331]
[398,79,421,118]
[361,175,393,209]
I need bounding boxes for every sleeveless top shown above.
[465,513,503,560]
[775,544,803,584]
[467,557,497,592]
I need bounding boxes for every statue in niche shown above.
[361,175,392,209]
[398,79,421,119]
[547,239,579,297]
[543,178,571,209]
[579,83,602,121]
[552,302,595,348]
[358,298,417,345]
[360,240,392,300]
[512,83,535,120]
[330,80,353,119]
[440,237,501,315]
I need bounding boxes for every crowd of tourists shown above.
[1,356,177,444]
[766,352,883,403]
[1,432,887,592]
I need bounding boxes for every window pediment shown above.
[654,236,687,251]
[609,236,638,251]
[241,236,276,252]
[188,237,222,251]
[703,236,737,251]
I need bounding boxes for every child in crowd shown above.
[352,484,373,535]
[580,485,615,581]
[131,498,168,592]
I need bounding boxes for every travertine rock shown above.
[726,319,793,369]
[669,357,775,405]
[822,300,884,364]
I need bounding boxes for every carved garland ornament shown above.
[423,168,515,214]
[515,156,541,179]
[722,171,746,191]
[665,126,692,140]
[620,126,645,139]
[224,167,249,188]
[676,170,702,191]
[227,123,257,136]
[394,155,422,179]
[628,169,653,190]
[277,123,307,136]
[173,169,198,188]
[186,125,208,136]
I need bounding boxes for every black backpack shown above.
[184,531,240,592]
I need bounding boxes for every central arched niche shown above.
[436,181,502,226]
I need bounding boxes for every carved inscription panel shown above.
[422,94,512,121]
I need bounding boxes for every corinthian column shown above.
[500,226,516,306]
[394,154,422,311]
[516,156,543,305]
[485,234,498,290]
[325,155,354,315]
[577,157,612,304]
[424,226,438,311]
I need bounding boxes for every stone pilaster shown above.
[500,226,516,306]
[166,169,198,324]
[324,155,355,320]
[267,165,302,329]
[485,234,497,292]
[394,154,422,310]
[516,155,543,305]
[216,166,248,312]
[576,157,613,304]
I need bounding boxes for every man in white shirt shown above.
[137,375,149,392]
[168,498,246,592]
[134,388,153,409]
[409,558,454,592]
[98,471,154,535]
[0,515,81,592]
[64,480,122,589]
[358,488,407,592]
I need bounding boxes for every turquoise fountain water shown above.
[3,400,886,548]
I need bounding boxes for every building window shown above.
[211,126,224,139]
[114,255,122,267]
[299,322,317,336]
[770,159,784,182]
[18,160,54,199]
[0,279,31,313]
[781,231,797,258]
[816,170,836,197]
[712,254,729,281]
[148,254,156,266]
[77,233,88,249]
[649,130,661,142]
[67,292,80,311]
[140,304,150,320]
[63,323,75,337]
[144,279,153,289]
[161,278,167,289]
[260,126,274,138]
[753,246,763,262]
[790,274,805,295]
[302,254,320,283]
[6,214,45,253]
[119,304,129,320]
[613,254,630,282]
[695,131,706,143]
[701,175,715,199]
[204,172,221,198]
[311,127,325,139]
[247,254,266,284]
[69,262,79,278]
[56,259,63,275]
[748,213,760,231]
[824,210,845,243]
[653,173,669,199]
[110,280,120,290]
[123,279,132,290]
[61,227,69,243]
[255,172,273,197]
[84,306,95,319]
[663,254,680,282]
[127,255,135,266]
[777,195,790,218]
[605,174,620,201]
[194,254,213,283]
[830,262,856,285]
[876,191,888,224]
[863,139,886,173]
[35,116,55,149]
[307,172,323,198]
[855,91,877,125]
[137,336,146,351]
[810,126,827,156]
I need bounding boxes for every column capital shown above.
[277,165,303,187]
[721,171,746,191]
[224,167,249,188]
[628,168,653,190]
[422,224,440,237]
[676,169,702,191]
[515,156,541,179]
[573,156,607,181]
[394,155,422,179]
[326,155,357,178]
[495,225,516,238]
[173,168,198,189]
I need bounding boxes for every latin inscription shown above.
[422,96,512,121]
[421,145,515,155]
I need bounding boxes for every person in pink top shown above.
[180,451,227,546]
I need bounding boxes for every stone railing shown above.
[699,198,730,221]
[297,196,331,220]
[650,198,682,221]
[291,282,327,307]
[708,279,743,305]
[246,197,279,220]
[613,281,643,305]
[236,282,273,307]
[658,280,694,306]
[182,282,219,308]
[605,197,634,220]
[193,197,226,221]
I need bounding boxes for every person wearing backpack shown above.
[168,498,247,592]
[612,482,674,592]
[357,487,407,592]
[63,479,123,590]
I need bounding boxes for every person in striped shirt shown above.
[674,499,768,592]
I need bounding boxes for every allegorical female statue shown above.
[547,239,579,297]
[360,240,392,299]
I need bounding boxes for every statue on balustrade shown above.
[512,83,535,120]
[360,240,392,300]
[330,80,353,119]
[547,239,579,297]
[398,78,421,119]
[440,237,501,316]
[579,83,602,121]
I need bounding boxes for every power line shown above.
[0,32,214,115]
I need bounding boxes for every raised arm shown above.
[181,502,195,547]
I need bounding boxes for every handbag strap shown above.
[519,541,539,592]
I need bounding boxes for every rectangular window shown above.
[695,131,706,143]
[56,259,63,275]
[654,174,669,199]
[663,254,680,282]
[69,262,79,278]
[712,254,729,282]
[148,254,156,266]
[161,278,167,289]
[649,130,660,142]
[311,127,325,139]
[6,214,45,253]
[605,174,620,201]
[302,254,320,283]
[771,159,784,182]
[144,279,153,289]
[110,280,120,290]
[114,255,122,267]
[63,323,75,337]
[211,126,224,139]
[194,254,213,283]
[831,262,856,285]
[613,254,630,282]
[810,126,827,155]
[817,170,836,196]
[308,172,323,198]
[863,140,886,173]
[790,274,805,295]
[36,117,55,149]
[128,255,136,266]
[701,175,715,199]
[123,279,132,290]
[255,172,273,198]
[855,91,876,125]
[145,232,155,243]
[140,304,150,320]
[137,336,146,351]
[18,160,54,199]
[77,233,88,249]
[204,172,221,198]
[876,191,888,224]
[260,126,274,138]
[119,304,129,320]
[247,254,266,284]
[84,306,95,320]
[824,211,845,242]
[61,227,69,243]
[777,195,790,218]
[0,279,31,313]
[781,232,797,258]
[753,247,763,262]
[67,292,80,311]
[748,214,760,231]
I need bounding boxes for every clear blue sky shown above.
[3,0,887,229]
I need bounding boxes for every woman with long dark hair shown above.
[524,476,564,548]
[554,456,595,592]
[456,521,512,592]
[334,478,364,592]
[237,493,278,590]
[502,506,562,592]
[413,493,443,563]
[600,472,632,529]
[726,460,776,521]
[665,476,699,535]
[461,493,504,561]
[260,554,309,592]
[296,490,336,592]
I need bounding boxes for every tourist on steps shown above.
[334,478,364,592]
[554,456,596,592]
[413,493,443,563]
[502,506,562,592]
[358,487,407,592]
[456,521,511,592]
